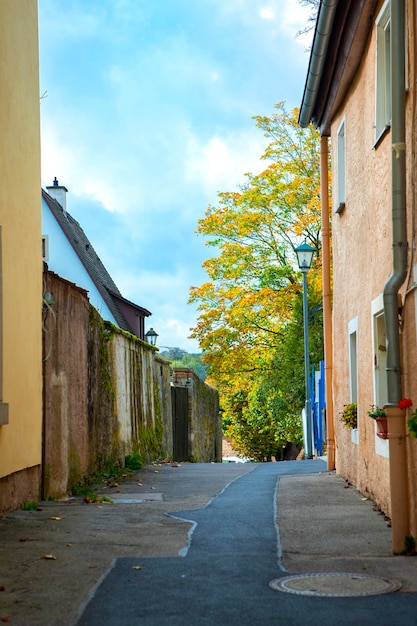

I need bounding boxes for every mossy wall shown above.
[43,271,90,498]
[111,330,172,464]
[172,368,221,462]
[42,270,172,498]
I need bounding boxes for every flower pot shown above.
[375,416,388,439]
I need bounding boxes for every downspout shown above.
[320,136,335,470]
[383,0,409,553]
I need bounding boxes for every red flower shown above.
[398,398,413,410]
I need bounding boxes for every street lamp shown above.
[295,242,316,459]
[145,327,158,346]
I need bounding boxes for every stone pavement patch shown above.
[99,492,163,503]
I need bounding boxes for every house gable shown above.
[42,183,151,338]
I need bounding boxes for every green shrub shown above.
[125,454,142,470]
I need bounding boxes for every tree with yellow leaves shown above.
[189,104,324,460]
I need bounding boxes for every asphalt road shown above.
[77,461,417,626]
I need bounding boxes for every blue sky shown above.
[38,0,313,352]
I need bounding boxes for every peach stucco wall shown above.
[330,0,417,527]
[0,2,42,487]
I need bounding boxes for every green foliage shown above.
[340,403,358,429]
[407,409,417,438]
[190,103,324,460]
[72,484,96,497]
[125,454,143,470]
[21,501,39,510]
[367,405,386,419]
[161,349,209,381]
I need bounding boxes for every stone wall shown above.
[42,270,172,499]
[172,368,221,463]
[40,271,221,505]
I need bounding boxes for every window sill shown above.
[373,124,390,149]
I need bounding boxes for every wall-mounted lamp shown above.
[145,327,159,346]
[43,291,55,306]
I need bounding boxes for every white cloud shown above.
[259,7,275,20]
[184,129,269,197]
[116,266,204,352]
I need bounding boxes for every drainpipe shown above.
[383,0,409,553]
[320,136,335,470]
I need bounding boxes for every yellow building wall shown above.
[0,1,42,499]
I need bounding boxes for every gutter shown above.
[383,0,410,554]
[298,0,339,128]
[383,0,407,405]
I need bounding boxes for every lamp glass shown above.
[145,328,158,345]
[295,242,315,271]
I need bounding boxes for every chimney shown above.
[46,177,68,214]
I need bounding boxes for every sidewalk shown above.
[277,471,417,592]
[0,461,416,625]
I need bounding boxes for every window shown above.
[348,317,358,404]
[336,119,346,212]
[372,295,388,456]
[348,317,358,444]
[375,0,391,141]
[374,311,388,408]
[42,235,49,262]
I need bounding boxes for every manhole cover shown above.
[269,573,402,597]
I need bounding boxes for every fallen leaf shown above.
[137,483,143,486]
[1,616,10,622]
[110,483,119,488]
[360,498,368,501]
[154,470,159,473]
[151,487,156,490]
[0,586,5,591]
[50,516,62,520]
[40,554,57,560]
[131,566,143,570]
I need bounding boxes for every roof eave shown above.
[299,0,378,135]
[298,0,340,129]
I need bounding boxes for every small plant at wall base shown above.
[340,403,357,429]
[367,405,386,419]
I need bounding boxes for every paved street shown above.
[77,461,417,626]
[2,460,417,625]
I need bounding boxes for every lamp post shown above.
[145,327,159,346]
[295,242,316,459]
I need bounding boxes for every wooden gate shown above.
[171,386,189,461]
